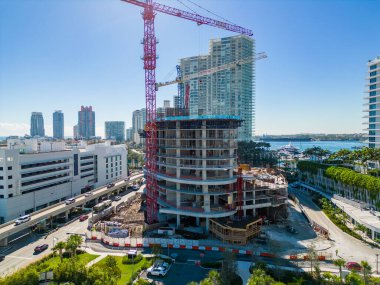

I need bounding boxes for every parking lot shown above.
[140,262,210,285]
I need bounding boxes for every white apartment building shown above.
[365,56,380,148]
[0,138,127,223]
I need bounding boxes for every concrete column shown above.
[204,195,210,212]
[205,218,209,233]
[95,198,99,204]
[176,192,181,208]
[196,217,200,226]
[64,211,69,222]
[176,214,181,228]
[0,237,8,247]
[372,229,375,240]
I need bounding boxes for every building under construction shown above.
[155,113,288,244]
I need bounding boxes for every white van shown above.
[15,215,31,225]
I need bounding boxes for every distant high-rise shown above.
[163,100,170,108]
[53,110,64,139]
[30,112,45,137]
[173,95,180,109]
[73,125,78,140]
[366,56,380,148]
[180,35,255,140]
[132,108,146,145]
[126,128,133,141]
[105,121,125,143]
[78,106,95,140]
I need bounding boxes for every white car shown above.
[147,262,170,277]
[114,196,121,201]
[132,185,139,191]
[84,192,93,197]
[15,215,31,225]
[65,198,76,205]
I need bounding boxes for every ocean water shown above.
[267,140,365,153]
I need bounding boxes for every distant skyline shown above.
[1,0,379,137]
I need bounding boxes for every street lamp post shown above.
[376,254,379,274]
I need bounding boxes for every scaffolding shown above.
[209,217,262,245]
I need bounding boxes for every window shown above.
[370,71,377,76]
[370,78,377,83]
[8,175,12,179]
[0,176,2,180]
[370,124,376,129]
[7,166,12,170]
[370,104,377,109]
[0,185,3,189]
[8,184,12,189]
[111,174,113,178]
[8,194,13,198]
[106,158,108,163]
[0,195,3,199]
[0,167,3,171]
[106,175,108,179]
[370,117,376,122]
[370,84,377,90]
[370,91,377,96]
[370,98,377,103]
[370,64,377,70]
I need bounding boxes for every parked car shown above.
[107,183,115,188]
[65,198,75,205]
[346,262,362,271]
[147,260,170,277]
[124,177,130,182]
[114,196,121,201]
[79,215,89,222]
[132,184,139,191]
[14,215,31,225]
[84,192,93,197]
[34,244,48,253]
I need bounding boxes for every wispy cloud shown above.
[0,122,29,136]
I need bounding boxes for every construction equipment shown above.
[156,53,267,90]
[121,0,253,224]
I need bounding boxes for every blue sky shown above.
[0,0,379,137]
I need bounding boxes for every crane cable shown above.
[184,0,236,25]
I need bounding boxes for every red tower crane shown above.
[121,0,253,224]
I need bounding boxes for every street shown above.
[0,186,142,276]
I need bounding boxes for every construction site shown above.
[93,0,289,245]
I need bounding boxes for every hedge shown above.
[297,161,329,175]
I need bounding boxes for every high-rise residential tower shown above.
[53,110,64,139]
[132,108,146,145]
[366,56,380,148]
[105,121,125,143]
[78,106,95,140]
[180,35,255,140]
[73,125,78,140]
[30,112,45,137]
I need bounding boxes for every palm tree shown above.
[52,241,66,262]
[360,260,372,285]
[333,258,345,284]
[65,234,82,257]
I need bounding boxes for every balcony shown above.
[157,184,234,195]
[157,153,236,160]
[158,198,236,218]
[157,161,236,170]
[156,171,236,185]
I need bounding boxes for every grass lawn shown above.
[94,256,152,285]
[37,252,99,271]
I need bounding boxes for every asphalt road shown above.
[0,186,142,276]
[294,190,380,268]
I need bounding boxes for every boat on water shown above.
[277,143,301,156]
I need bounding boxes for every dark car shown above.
[34,244,48,253]
[79,215,89,222]
[0,255,5,262]
[286,225,298,234]
[107,183,115,188]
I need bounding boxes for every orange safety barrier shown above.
[180,245,186,249]
[125,244,131,247]
[318,256,326,261]
[289,255,297,260]
[205,246,212,251]
[113,243,119,247]
[232,249,239,253]
[192,246,199,250]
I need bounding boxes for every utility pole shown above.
[376,254,379,274]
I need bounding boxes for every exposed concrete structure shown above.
[155,114,288,238]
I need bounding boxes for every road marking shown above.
[6,255,34,260]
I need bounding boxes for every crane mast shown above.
[121,0,253,223]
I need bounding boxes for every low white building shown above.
[0,138,127,223]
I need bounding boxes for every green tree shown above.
[102,256,121,281]
[200,270,221,285]
[53,258,87,284]
[345,271,364,285]
[65,234,83,257]
[360,261,372,285]
[333,258,345,284]
[52,241,66,262]
[247,269,285,285]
